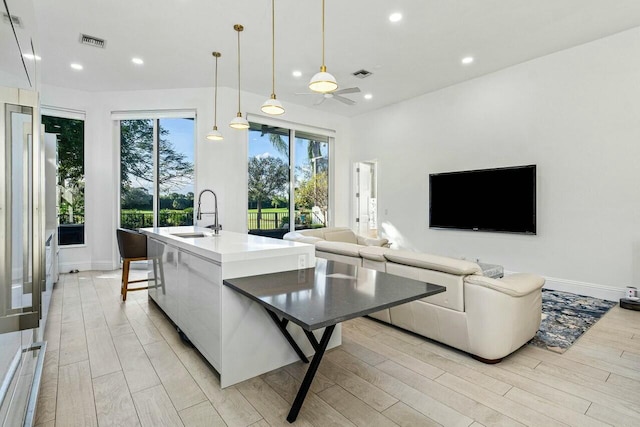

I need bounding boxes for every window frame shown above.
[41,106,87,248]
[115,110,197,230]
[246,116,335,234]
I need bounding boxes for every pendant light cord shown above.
[237,27,242,111]
[271,0,275,96]
[321,0,326,67]
[214,55,218,126]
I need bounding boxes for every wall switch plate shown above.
[298,254,306,269]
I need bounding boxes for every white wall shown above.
[41,85,352,272]
[350,27,640,299]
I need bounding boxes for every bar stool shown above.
[116,228,163,301]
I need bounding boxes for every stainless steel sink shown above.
[170,232,211,238]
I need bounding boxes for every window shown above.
[42,114,85,246]
[119,117,195,229]
[247,122,331,238]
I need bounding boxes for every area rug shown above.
[528,289,616,353]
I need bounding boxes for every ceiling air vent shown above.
[352,69,373,79]
[80,33,106,49]
[2,13,23,28]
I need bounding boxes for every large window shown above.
[119,117,195,229]
[42,114,85,246]
[248,122,331,238]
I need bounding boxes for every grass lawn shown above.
[247,208,288,213]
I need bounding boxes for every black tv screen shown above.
[429,165,536,234]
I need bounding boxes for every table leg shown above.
[287,324,335,423]
[264,308,309,363]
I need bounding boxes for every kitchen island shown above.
[140,226,340,387]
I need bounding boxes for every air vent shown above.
[352,69,373,79]
[2,13,23,27]
[80,33,106,49]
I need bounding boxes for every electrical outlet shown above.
[298,254,307,269]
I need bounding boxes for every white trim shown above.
[58,261,93,273]
[246,113,336,137]
[110,109,196,120]
[504,270,624,301]
[93,260,120,271]
[41,106,86,121]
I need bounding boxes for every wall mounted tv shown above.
[429,165,536,234]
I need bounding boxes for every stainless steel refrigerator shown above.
[0,87,47,426]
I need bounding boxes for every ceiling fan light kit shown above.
[262,0,285,115]
[206,51,224,141]
[230,24,250,130]
[309,0,338,93]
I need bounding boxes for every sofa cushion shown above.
[464,273,544,297]
[316,241,362,257]
[294,236,324,245]
[384,250,482,276]
[356,235,390,247]
[359,246,389,261]
[324,230,358,244]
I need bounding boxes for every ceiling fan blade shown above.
[313,96,327,106]
[295,92,317,95]
[333,95,356,105]
[334,87,360,95]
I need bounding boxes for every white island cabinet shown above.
[140,226,340,387]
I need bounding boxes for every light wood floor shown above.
[35,270,640,427]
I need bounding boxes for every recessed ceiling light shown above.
[462,56,474,65]
[389,12,402,22]
[131,57,144,65]
[23,53,41,61]
[364,94,373,100]
[70,63,83,70]
[292,70,302,77]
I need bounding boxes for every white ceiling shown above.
[33,0,640,117]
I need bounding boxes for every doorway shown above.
[353,161,378,237]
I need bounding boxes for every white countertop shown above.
[140,226,314,263]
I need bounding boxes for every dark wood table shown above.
[223,260,445,423]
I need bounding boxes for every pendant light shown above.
[309,0,338,93]
[230,24,250,130]
[261,0,285,115]
[206,52,223,141]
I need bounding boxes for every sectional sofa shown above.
[284,227,544,362]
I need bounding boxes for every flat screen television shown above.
[429,165,536,234]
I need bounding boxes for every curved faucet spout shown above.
[196,189,220,234]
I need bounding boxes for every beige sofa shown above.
[284,227,544,362]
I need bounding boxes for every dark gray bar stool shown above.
[116,228,164,301]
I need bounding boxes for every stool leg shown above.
[159,259,166,295]
[122,259,131,301]
[120,261,126,296]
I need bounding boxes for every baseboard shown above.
[505,270,624,301]
[58,261,93,273]
[92,260,119,271]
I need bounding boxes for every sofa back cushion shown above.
[324,229,358,244]
[386,262,465,312]
[384,250,482,276]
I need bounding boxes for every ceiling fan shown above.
[296,87,360,106]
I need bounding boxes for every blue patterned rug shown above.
[529,289,616,353]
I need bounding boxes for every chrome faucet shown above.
[196,189,221,234]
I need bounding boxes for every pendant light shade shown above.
[309,0,338,93]
[230,113,249,129]
[230,24,250,130]
[262,0,285,115]
[206,51,224,141]
[206,127,223,140]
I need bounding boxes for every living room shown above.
[2,0,640,426]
